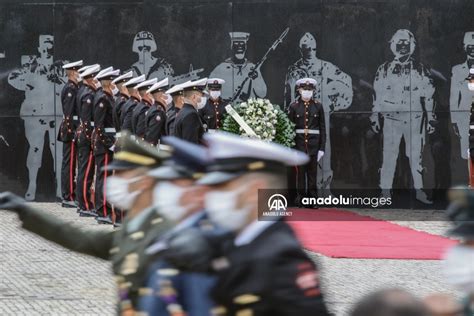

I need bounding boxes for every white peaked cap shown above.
[96,69,120,80]
[135,78,158,90]
[165,81,187,95]
[207,78,225,85]
[62,60,83,69]
[204,132,309,166]
[296,78,317,87]
[147,78,169,94]
[112,71,134,84]
[181,77,208,91]
[78,64,98,73]
[123,74,146,88]
[80,64,101,79]
[94,66,114,80]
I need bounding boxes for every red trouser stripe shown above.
[83,152,93,210]
[69,142,75,201]
[103,153,109,217]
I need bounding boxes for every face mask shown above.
[95,80,102,89]
[197,96,207,109]
[468,82,474,91]
[204,186,251,232]
[153,181,193,222]
[301,90,314,101]
[106,176,142,210]
[210,91,221,100]
[165,94,173,105]
[443,244,474,293]
[112,86,119,96]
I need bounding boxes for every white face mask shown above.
[204,186,251,232]
[106,176,142,210]
[95,80,102,89]
[153,181,193,222]
[300,90,314,101]
[197,96,207,109]
[468,82,474,91]
[112,86,119,96]
[443,244,474,293]
[209,91,221,100]
[165,94,173,105]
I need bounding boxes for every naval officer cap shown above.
[296,78,317,89]
[229,32,250,43]
[104,131,171,171]
[96,68,120,81]
[148,136,211,181]
[94,66,114,80]
[197,132,309,186]
[207,78,225,89]
[78,64,96,74]
[62,60,83,70]
[112,71,134,85]
[80,64,101,79]
[124,74,146,88]
[135,78,158,91]
[147,78,169,94]
[466,68,474,81]
[165,82,186,96]
[181,77,208,92]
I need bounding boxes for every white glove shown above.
[317,150,324,162]
[109,145,115,152]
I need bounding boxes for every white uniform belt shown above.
[73,115,79,121]
[104,128,116,133]
[470,125,474,130]
[116,132,122,137]
[207,129,217,133]
[296,129,320,135]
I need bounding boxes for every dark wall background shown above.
[0,0,473,206]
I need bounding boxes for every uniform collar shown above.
[169,210,206,235]
[234,219,277,247]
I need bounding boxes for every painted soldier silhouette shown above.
[8,35,66,200]
[285,32,353,191]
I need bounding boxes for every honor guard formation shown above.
[2,59,474,316]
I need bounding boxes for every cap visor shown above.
[196,171,242,186]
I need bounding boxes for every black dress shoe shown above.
[96,216,114,225]
[79,210,98,217]
[61,200,77,208]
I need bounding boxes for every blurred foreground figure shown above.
[443,187,474,315]
[190,132,331,315]
[138,136,220,316]
[350,288,430,316]
[0,133,171,314]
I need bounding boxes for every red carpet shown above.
[287,208,457,260]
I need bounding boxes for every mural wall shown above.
[0,0,473,206]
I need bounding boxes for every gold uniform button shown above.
[233,294,261,305]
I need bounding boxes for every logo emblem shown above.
[268,194,287,211]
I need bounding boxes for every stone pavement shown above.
[0,203,461,315]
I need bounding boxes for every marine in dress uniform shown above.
[93,68,120,224]
[131,78,157,139]
[144,78,169,145]
[76,64,101,216]
[138,136,217,316]
[0,133,172,315]
[195,132,330,316]
[121,75,145,132]
[165,82,185,136]
[111,71,133,136]
[174,78,207,144]
[58,60,83,208]
[199,78,227,133]
[287,78,326,204]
